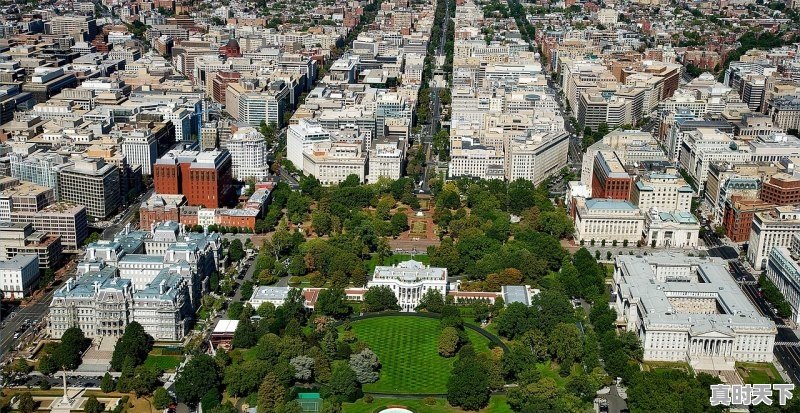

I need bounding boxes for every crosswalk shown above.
[775,342,800,347]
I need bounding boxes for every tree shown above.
[416,288,445,313]
[51,327,90,370]
[362,286,400,312]
[175,354,220,405]
[100,372,114,393]
[130,365,161,397]
[348,348,381,384]
[84,396,103,413]
[83,232,101,246]
[375,195,395,220]
[228,239,245,262]
[111,322,153,371]
[290,356,315,382]
[325,360,363,401]
[257,373,286,413]
[223,360,270,397]
[496,302,533,339]
[548,323,584,365]
[595,122,609,140]
[232,318,258,348]
[316,288,350,318]
[447,348,490,410]
[438,327,461,357]
[485,268,524,292]
[18,392,35,413]
[311,211,332,236]
[153,387,171,409]
[260,120,277,147]
[389,212,409,236]
[502,342,537,381]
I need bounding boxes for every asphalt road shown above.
[0,288,55,359]
[101,188,154,240]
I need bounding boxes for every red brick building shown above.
[153,148,233,208]
[139,194,185,230]
[722,196,775,242]
[591,151,632,200]
[212,71,240,104]
[219,39,241,58]
[760,173,800,206]
[217,209,257,230]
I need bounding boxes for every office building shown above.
[723,197,775,243]
[49,223,222,340]
[121,129,159,175]
[0,222,62,270]
[573,198,645,244]
[591,150,632,201]
[10,203,88,248]
[613,253,776,369]
[0,254,39,299]
[58,158,121,220]
[766,235,800,324]
[630,172,693,212]
[748,206,800,270]
[506,132,570,185]
[302,140,367,186]
[9,152,70,200]
[643,210,700,248]
[227,127,269,181]
[153,148,234,208]
[287,119,331,169]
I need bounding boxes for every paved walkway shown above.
[76,337,115,373]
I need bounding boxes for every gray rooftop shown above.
[616,253,776,334]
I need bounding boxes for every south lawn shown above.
[344,315,493,394]
[342,396,513,412]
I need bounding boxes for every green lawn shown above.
[367,254,430,272]
[345,316,491,394]
[143,354,183,371]
[737,362,784,384]
[342,396,512,413]
[642,361,692,374]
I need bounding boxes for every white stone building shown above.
[0,254,39,299]
[643,210,700,248]
[614,253,776,369]
[287,119,331,169]
[368,260,448,312]
[121,129,158,175]
[506,131,570,185]
[766,236,800,324]
[48,223,222,341]
[367,139,404,183]
[227,127,269,181]
[678,128,751,192]
[574,198,645,244]
[630,171,693,213]
[747,206,800,271]
[248,286,291,308]
[448,137,506,180]
[302,140,366,185]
